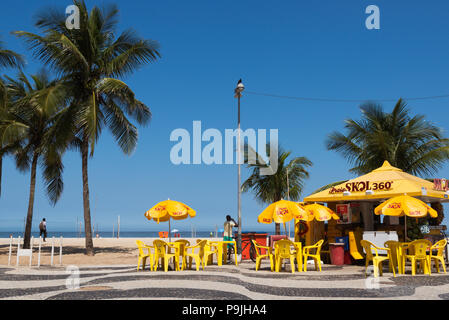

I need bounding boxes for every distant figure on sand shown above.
[39,218,47,242]
[224,215,238,260]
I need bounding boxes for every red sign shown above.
[336,205,348,215]
[336,204,351,224]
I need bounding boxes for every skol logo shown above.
[277,208,289,216]
[387,203,401,209]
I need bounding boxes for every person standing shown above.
[224,215,238,261]
[39,218,47,242]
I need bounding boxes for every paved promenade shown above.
[1,261,449,300]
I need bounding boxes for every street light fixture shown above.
[234,79,244,257]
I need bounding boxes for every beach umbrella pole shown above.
[404,216,407,242]
[169,219,171,242]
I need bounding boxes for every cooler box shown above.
[335,236,349,251]
[241,232,268,260]
[362,231,398,255]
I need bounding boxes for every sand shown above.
[0,237,222,267]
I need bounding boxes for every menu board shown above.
[336,204,352,224]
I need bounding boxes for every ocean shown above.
[0,230,276,239]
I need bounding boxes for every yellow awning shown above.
[304,161,449,203]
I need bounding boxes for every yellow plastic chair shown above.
[384,240,401,274]
[360,240,395,278]
[252,240,274,271]
[172,240,190,270]
[398,242,410,274]
[274,239,296,273]
[153,240,177,272]
[303,240,324,272]
[348,232,364,260]
[202,241,219,267]
[183,240,207,271]
[430,239,447,274]
[136,240,154,271]
[404,239,432,275]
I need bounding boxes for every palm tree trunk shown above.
[23,153,38,249]
[275,223,281,235]
[81,136,94,256]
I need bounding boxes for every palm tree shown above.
[0,40,24,197]
[0,40,24,69]
[1,70,68,248]
[14,0,160,255]
[242,145,312,235]
[326,99,449,176]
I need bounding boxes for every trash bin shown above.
[329,243,345,265]
[241,232,268,260]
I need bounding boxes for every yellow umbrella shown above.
[375,195,437,241]
[258,200,309,235]
[374,195,437,218]
[258,200,309,224]
[145,199,196,241]
[302,203,340,222]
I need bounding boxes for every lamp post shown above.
[234,79,244,256]
[287,168,290,237]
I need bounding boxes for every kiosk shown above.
[299,161,449,259]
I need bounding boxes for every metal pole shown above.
[30,236,33,267]
[50,236,55,266]
[169,219,171,242]
[404,216,407,242]
[37,237,41,268]
[287,169,290,238]
[16,236,21,266]
[59,236,63,265]
[8,235,12,266]
[117,215,120,239]
[237,93,242,255]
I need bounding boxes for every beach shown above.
[0,237,222,267]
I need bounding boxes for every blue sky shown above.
[1,0,448,233]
